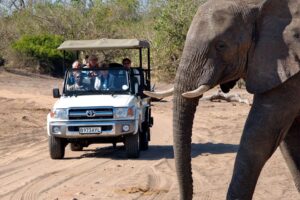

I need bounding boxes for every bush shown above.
[11,34,71,75]
[152,0,204,81]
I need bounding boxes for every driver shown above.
[94,63,115,90]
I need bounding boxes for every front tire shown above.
[139,128,149,151]
[125,133,140,158]
[49,135,65,159]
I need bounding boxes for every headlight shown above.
[114,107,134,118]
[50,108,68,120]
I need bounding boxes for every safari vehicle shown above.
[47,39,153,159]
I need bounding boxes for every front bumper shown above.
[47,119,138,138]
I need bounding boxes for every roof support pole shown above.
[63,50,66,75]
[147,48,151,90]
[139,48,143,68]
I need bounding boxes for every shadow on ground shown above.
[65,142,239,160]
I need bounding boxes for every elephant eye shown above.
[215,41,227,52]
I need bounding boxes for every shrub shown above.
[11,34,71,75]
[152,0,204,81]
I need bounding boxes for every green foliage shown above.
[11,34,72,75]
[153,0,205,80]
[12,34,64,60]
[0,0,207,80]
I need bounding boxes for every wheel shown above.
[139,128,149,151]
[125,133,140,158]
[70,143,83,151]
[49,135,65,159]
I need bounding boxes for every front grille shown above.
[69,108,113,120]
[68,125,113,132]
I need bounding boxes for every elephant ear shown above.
[246,0,300,94]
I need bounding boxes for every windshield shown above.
[64,68,130,95]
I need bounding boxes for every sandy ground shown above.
[0,70,299,200]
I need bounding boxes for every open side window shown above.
[130,68,148,97]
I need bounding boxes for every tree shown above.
[0,0,209,81]
[152,0,205,80]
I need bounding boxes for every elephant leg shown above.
[280,117,300,191]
[227,76,300,200]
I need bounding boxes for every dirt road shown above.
[0,71,298,200]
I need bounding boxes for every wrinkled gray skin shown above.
[173,0,300,199]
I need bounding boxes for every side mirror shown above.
[53,88,61,98]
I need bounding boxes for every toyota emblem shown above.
[86,110,96,118]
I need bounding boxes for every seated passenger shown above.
[82,55,89,65]
[122,58,131,70]
[72,60,82,69]
[84,54,99,68]
[67,60,82,85]
[67,72,90,91]
[94,63,115,90]
[122,57,143,86]
[82,55,100,80]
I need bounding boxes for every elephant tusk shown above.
[182,85,211,98]
[143,88,174,99]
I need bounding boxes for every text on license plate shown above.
[79,127,102,134]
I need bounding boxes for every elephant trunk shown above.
[173,83,200,200]
[172,41,210,199]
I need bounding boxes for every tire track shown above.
[4,157,114,200]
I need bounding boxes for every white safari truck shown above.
[47,39,153,159]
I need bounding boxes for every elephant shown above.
[144,0,300,199]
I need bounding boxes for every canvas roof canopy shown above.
[57,39,150,51]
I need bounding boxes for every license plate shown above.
[79,127,102,134]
